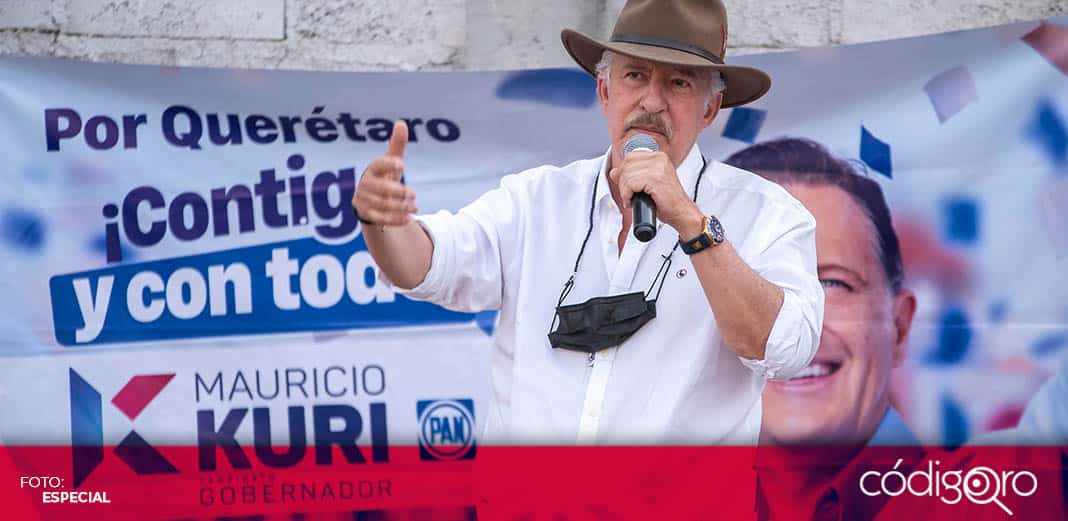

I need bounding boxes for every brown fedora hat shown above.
[561,0,771,108]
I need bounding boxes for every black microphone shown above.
[623,134,658,242]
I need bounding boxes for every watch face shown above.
[708,216,725,243]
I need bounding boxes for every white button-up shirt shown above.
[396,145,823,445]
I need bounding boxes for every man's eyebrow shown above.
[672,68,700,78]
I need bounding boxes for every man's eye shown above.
[624,71,644,79]
[672,79,691,88]
[820,279,853,291]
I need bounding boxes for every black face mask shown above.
[548,289,657,353]
[546,157,707,353]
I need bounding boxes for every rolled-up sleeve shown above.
[389,173,525,313]
[738,200,824,381]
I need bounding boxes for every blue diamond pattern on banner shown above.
[495,69,597,109]
[942,196,979,244]
[860,126,893,178]
[475,310,498,336]
[941,394,969,450]
[929,306,972,365]
[1026,99,1068,171]
[1,207,45,252]
[988,299,1008,323]
[721,107,767,143]
[924,66,977,124]
[89,232,137,262]
[1032,333,1068,356]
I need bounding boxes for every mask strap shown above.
[551,167,603,331]
[550,273,575,333]
[558,155,709,308]
[646,251,674,302]
[645,156,708,303]
[571,165,601,275]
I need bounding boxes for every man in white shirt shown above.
[351,0,823,444]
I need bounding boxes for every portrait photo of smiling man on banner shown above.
[2,0,1068,520]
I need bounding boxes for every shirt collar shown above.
[826,407,925,518]
[595,143,706,209]
[753,406,925,520]
[868,406,921,446]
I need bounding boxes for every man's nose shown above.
[639,80,667,114]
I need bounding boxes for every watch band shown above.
[678,215,723,255]
[352,204,375,225]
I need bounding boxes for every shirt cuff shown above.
[381,211,453,301]
[738,289,817,381]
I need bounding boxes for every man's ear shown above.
[597,76,610,114]
[891,288,917,368]
[702,92,722,129]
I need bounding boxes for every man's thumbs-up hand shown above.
[352,120,418,226]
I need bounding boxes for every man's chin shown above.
[762,424,858,447]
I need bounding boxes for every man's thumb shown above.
[387,120,408,158]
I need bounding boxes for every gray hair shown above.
[594,50,726,101]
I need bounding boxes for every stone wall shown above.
[1,0,1065,70]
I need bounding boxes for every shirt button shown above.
[812,490,840,521]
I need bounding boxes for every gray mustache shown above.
[625,113,672,139]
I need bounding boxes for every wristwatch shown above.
[679,215,725,255]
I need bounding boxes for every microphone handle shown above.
[632,192,657,242]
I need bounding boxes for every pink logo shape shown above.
[110,374,175,420]
[1023,22,1068,77]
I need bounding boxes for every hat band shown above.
[610,34,724,65]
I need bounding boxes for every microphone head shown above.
[623,133,659,154]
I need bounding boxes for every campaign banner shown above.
[2,14,1068,521]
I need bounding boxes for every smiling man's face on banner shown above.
[762,183,916,446]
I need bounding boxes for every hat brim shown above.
[561,28,771,108]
